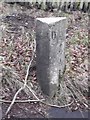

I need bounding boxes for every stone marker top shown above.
[36,17,66,24]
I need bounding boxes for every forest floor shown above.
[0,2,89,119]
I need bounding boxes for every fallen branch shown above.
[5,87,24,115]
[0,99,44,103]
[40,100,74,108]
[26,84,40,100]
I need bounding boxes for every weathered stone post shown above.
[36,17,66,97]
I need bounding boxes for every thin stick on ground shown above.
[26,84,40,100]
[40,100,74,108]
[0,99,44,103]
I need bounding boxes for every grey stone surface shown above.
[36,17,66,97]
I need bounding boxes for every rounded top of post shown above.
[36,17,66,24]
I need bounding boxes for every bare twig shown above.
[0,99,44,103]
[5,87,23,115]
[40,100,74,108]
[26,84,39,100]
